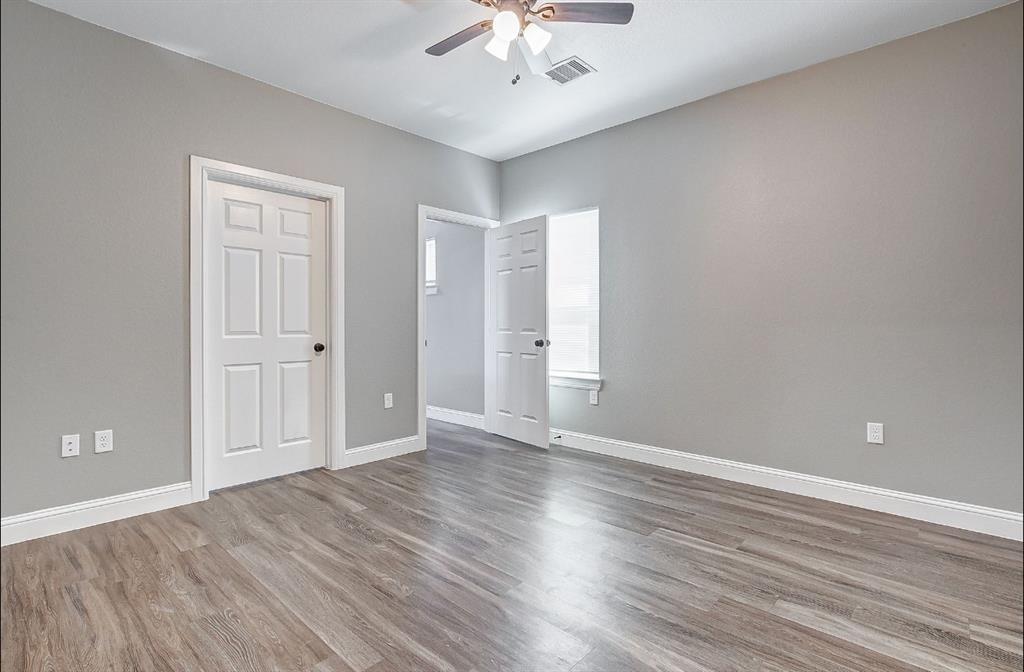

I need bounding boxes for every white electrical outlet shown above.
[589,389,599,406]
[383,392,393,409]
[61,434,80,458]
[95,429,113,453]
[867,422,884,445]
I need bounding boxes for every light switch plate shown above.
[867,422,884,445]
[589,389,599,406]
[383,392,393,409]
[61,434,80,458]
[95,429,113,453]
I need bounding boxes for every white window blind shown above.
[425,238,437,287]
[548,209,599,377]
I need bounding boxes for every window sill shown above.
[549,372,602,391]
[425,285,438,295]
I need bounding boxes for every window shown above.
[425,237,438,295]
[548,208,600,389]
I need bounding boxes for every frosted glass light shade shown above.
[492,10,521,41]
[523,22,552,55]
[484,35,511,61]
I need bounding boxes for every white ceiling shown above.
[32,0,1009,161]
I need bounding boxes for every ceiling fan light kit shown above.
[426,0,634,84]
[492,10,522,41]
[522,22,552,56]
[484,34,512,61]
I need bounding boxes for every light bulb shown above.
[522,22,551,56]
[492,10,521,42]
[484,35,511,61]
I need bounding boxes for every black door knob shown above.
[534,339,545,347]
[313,342,325,353]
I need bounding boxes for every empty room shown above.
[1,0,1021,670]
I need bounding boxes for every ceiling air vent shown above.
[545,56,596,85]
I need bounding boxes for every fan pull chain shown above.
[511,38,521,86]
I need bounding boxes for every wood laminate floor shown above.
[2,420,1022,671]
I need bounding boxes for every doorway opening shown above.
[417,205,602,452]
[417,206,497,439]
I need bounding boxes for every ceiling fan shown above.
[426,0,634,64]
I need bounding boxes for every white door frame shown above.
[190,156,345,501]
[417,205,499,440]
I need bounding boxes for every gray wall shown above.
[0,0,499,516]
[501,3,1023,512]
[3,0,1021,517]
[425,220,485,415]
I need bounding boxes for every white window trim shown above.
[425,237,438,294]
[550,370,602,391]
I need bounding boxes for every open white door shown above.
[485,216,550,448]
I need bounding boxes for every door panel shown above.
[279,253,311,334]
[485,216,549,448]
[279,208,312,238]
[279,361,311,444]
[496,351,513,417]
[519,353,544,423]
[519,264,541,333]
[224,199,262,232]
[224,363,261,453]
[223,247,261,336]
[206,181,327,490]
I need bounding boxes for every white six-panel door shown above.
[205,181,327,490]
[485,216,550,448]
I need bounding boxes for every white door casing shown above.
[485,216,550,448]
[204,181,327,490]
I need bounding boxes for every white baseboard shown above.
[551,428,1023,541]
[342,435,423,468]
[426,405,485,430]
[2,434,426,546]
[1,481,193,547]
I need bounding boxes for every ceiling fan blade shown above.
[533,2,634,24]
[425,21,492,56]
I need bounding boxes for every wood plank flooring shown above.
[2,419,1021,671]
